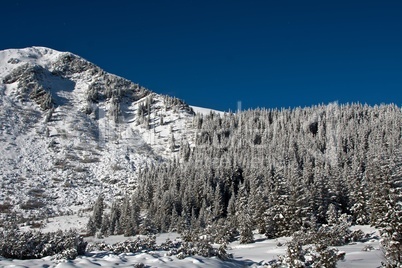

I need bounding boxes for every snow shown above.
[0,46,196,218]
[0,47,64,78]
[191,105,224,116]
[19,213,89,233]
[0,253,244,268]
[0,226,383,267]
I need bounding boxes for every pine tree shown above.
[212,184,224,221]
[326,203,338,226]
[120,195,133,236]
[367,153,393,227]
[380,201,402,267]
[109,201,121,235]
[87,194,104,235]
[239,206,254,244]
[100,213,110,236]
[170,131,176,152]
[86,216,96,236]
[380,150,402,267]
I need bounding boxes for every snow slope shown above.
[0,47,197,218]
[191,106,225,116]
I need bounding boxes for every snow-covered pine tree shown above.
[93,194,104,230]
[87,194,104,235]
[109,201,121,235]
[239,206,254,244]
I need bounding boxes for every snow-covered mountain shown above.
[0,46,201,218]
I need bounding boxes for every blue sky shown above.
[1,0,401,111]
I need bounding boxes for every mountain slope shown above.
[0,46,196,219]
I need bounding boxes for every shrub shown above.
[0,229,87,259]
[87,236,156,255]
[86,235,230,260]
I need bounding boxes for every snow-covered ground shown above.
[1,222,383,267]
[226,229,382,267]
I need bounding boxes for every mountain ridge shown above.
[0,46,199,220]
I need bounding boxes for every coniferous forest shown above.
[87,103,402,265]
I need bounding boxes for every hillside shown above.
[0,47,197,220]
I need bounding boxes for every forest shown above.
[87,103,402,265]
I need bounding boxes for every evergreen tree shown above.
[239,206,254,244]
[100,213,110,236]
[86,216,96,236]
[93,194,104,230]
[109,201,121,235]
[380,201,402,267]
[87,194,104,235]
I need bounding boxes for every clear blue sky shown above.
[1,0,401,111]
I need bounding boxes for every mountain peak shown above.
[0,46,66,76]
[0,46,196,218]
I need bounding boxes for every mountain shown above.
[1,47,401,267]
[0,46,199,219]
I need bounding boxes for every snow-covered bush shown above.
[87,235,230,260]
[159,238,181,251]
[167,239,228,259]
[270,243,344,268]
[88,236,157,255]
[0,229,87,259]
[291,215,352,248]
[283,241,306,268]
[200,223,238,244]
[314,223,350,246]
[273,220,353,267]
[162,236,214,258]
[347,229,366,242]
[313,243,345,268]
